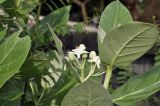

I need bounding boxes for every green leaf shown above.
[17,52,50,79]
[0,90,23,106]
[48,25,64,56]
[35,6,71,35]
[61,79,113,106]
[18,49,64,79]
[0,90,23,101]
[74,22,85,33]
[0,28,6,41]
[99,0,132,42]
[112,65,160,105]
[0,79,24,106]
[0,0,6,4]
[2,0,39,17]
[99,22,158,67]
[0,31,31,88]
[154,49,160,66]
[16,0,39,16]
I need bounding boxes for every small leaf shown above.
[112,65,160,105]
[0,31,31,88]
[74,22,85,33]
[61,79,113,106]
[99,22,158,67]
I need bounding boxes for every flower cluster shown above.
[67,44,100,68]
[65,44,101,82]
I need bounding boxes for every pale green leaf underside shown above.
[112,65,160,105]
[61,80,113,106]
[0,31,31,88]
[99,0,132,40]
[99,22,158,67]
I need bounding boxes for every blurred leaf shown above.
[55,26,68,36]
[99,22,158,67]
[99,0,132,42]
[0,0,6,4]
[112,65,160,105]
[0,90,23,101]
[0,30,31,88]
[74,22,85,33]
[61,79,113,106]
[2,0,39,17]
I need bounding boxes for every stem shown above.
[80,59,86,81]
[29,82,37,105]
[69,62,82,82]
[80,68,85,81]
[35,1,42,36]
[84,63,96,81]
[81,4,88,24]
[103,66,112,89]
[35,87,46,106]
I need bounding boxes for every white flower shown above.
[72,44,88,59]
[88,51,101,69]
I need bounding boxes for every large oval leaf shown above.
[99,0,132,42]
[99,22,159,67]
[61,80,113,106]
[112,65,160,105]
[0,31,31,88]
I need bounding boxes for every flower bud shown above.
[89,51,97,59]
[68,52,76,61]
[82,53,88,59]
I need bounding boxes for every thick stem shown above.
[80,59,86,81]
[72,0,89,24]
[80,68,85,81]
[103,66,112,89]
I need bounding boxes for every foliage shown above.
[0,0,160,106]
